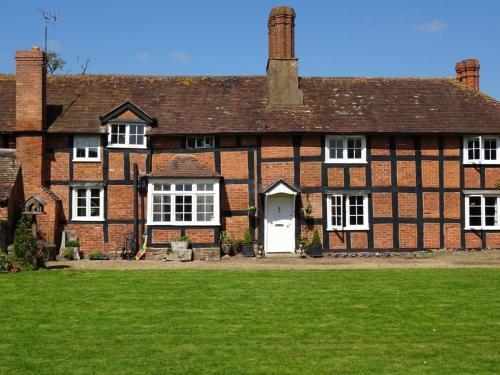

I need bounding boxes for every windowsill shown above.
[107,144,147,149]
[71,217,105,222]
[146,221,220,226]
[327,226,370,231]
[463,161,500,165]
[325,160,368,165]
[73,159,101,163]
[465,226,500,230]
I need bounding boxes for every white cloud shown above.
[414,20,446,33]
[168,52,191,62]
[137,52,151,60]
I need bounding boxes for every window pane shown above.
[175,195,193,221]
[484,197,497,227]
[468,196,482,226]
[330,195,342,227]
[76,148,86,158]
[348,195,364,226]
[467,138,480,160]
[347,138,362,159]
[329,138,343,159]
[88,147,98,158]
[484,138,497,161]
[187,138,196,148]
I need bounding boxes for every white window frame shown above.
[71,187,104,221]
[463,136,500,164]
[326,193,369,230]
[73,135,101,162]
[186,136,215,149]
[465,194,500,230]
[107,122,147,149]
[147,179,220,226]
[325,135,367,164]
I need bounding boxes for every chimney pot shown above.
[455,58,480,91]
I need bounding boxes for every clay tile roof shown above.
[0,74,499,134]
[147,154,220,179]
[0,149,20,202]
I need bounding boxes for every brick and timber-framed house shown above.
[0,6,499,259]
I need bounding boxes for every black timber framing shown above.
[438,136,445,248]
[389,136,399,249]
[414,136,424,250]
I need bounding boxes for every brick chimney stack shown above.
[15,46,46,196]
[268,6,295,60]
[267,6,303,106]
[455,58,480,91]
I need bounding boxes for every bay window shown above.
[463,136,500,164]
[327,193,369,230]
[73,135,100,161]
[465,194,500,229]
[72,187,104,221]
[108,123,146,148]
[325,135,366,163]
[148,180,219,225]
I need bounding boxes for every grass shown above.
[0,269,499,374]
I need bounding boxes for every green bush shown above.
[62,249,74,260]
[175,235,190,242]
[242,229,252,245]
[0,253,12,273]
[65,239,80,248]
[311,229,322,246]
[13,215,42,268]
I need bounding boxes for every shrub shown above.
[0,253,12,273]
[62,249,74,260]
[311,229,322,246]
[242,229,253,245]
[65,239,80,248]
[13,215,42,268]
[175,235,190,242]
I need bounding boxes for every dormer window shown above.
[108,123,146,148]
[186,136,215,149]
[463,136,500,164]
[325,135,367,163]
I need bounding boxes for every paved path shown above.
[46,250,500,270]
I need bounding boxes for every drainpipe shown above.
[133,163,139,251]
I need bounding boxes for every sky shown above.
[1,0,499,99]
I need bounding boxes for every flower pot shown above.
[171,241,189,251]
[309,244,323,257]
[241,243,255,257]
[222,244,233,256]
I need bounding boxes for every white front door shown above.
[265,194,295,253]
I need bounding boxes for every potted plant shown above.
[309,229,323,257]
[241,229,255,257]
[296,237,309,258]
[246,205,257,216]
[301,202,313,219]
[171,235,190,251]
[220,231,233,256]
[65,239,81,260]
[89,251,110,260]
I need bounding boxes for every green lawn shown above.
[1,269,499,374]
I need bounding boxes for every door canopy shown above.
[263,179,300,196]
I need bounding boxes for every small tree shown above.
[13,215,41,268]
[311,229,322,246]
[243,229,252,244]
[46,51,65,74]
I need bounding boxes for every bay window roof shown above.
[146,154,220,179]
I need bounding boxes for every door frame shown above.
[263,181,298,253]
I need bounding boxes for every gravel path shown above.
[46,250,500,270]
